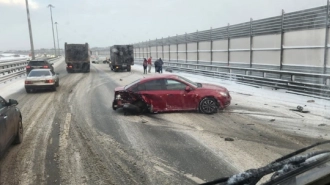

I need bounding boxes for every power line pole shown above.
[55,22,60,56]
[47,4,57,57]
[25,0,35,59]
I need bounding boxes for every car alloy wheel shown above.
[199,98,218,114]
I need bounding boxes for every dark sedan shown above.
[26,60,54,75]
[0,96,23,156]
[113,74,231,114]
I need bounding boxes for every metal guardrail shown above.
[0,57,59,83]
[134,59,330,99]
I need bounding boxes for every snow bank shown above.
[0,77,25,99]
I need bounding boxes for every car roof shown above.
[139,74,179,82]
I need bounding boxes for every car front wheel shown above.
[199,97,218,114]
[13,119,23,144]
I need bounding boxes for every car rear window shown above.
[28,71,51,77]
[28,61,47,66]
[141,79,164,91]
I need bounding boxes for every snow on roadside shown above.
[0,77,25,99]
[0,56,29,62]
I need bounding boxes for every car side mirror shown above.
[56,73,60,75]
[8,99,18,105]
[185,86,191,92]
[51,63,54,65]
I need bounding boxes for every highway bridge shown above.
[1,3,330,185]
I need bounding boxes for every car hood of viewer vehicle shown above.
[199,83,228,92]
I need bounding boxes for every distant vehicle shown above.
[65,42,91,73]
[103,59,110,64]
[0,96,23,157]
[112,74,231,114]
[26,60,54,75]
[25,69,59,93]
[109,45,134,72]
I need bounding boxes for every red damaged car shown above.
[112,74,231,114]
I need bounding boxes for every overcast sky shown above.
[0,0,327,51]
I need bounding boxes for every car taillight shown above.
[25,81,32,84]
[26,66,31,69]
[43,66,49,68]
[67,66,72,68]
[45,79,54,83]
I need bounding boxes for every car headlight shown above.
[116,94,121,100]
[219,92,228,97]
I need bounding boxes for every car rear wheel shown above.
[13,119,23,144]
[55,80,59,87]
[52,86,57,91]
[199,97,218,114]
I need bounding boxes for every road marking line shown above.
[60,113,71,149]
[184,173,205,184]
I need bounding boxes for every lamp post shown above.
[55,22,60,56]
[25,0,35,59]
[47,4,57,57]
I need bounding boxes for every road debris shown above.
[318,124,326,126]
[307,100,315,103]
[289,106,310,113]
[225,137,234,141]
[270,119,275,122]
[141,120,148,123]
[235,92,252,96]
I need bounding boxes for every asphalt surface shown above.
[0,59,329,185]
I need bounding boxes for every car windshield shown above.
[178,76,198,87]
[28,71,51,77]
[1,1,330,185]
